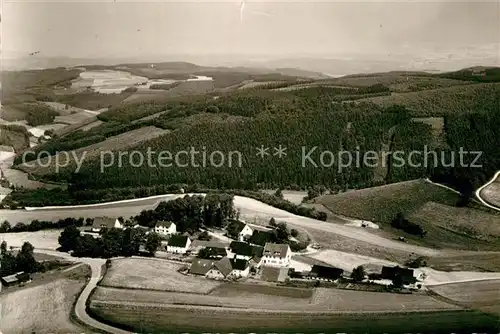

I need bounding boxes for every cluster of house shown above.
[83,217,417,287]
[187,241,292,281]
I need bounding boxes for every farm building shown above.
[249,230,275,246]
[381,266,416,284]
[206,257,233,280]
[1,272,30,287]
[90,217,123,232]
[190,257,251,280]
[230,258,250,278]
[261,266,289,282]
[230,220,254,242]
[190,259,217,276]
[260,243,291,268]
[308,265,344,280]
[198,246,228,259]
[166,235,191,254]
[229,241,263,261]
[154,221,176,236]
[189,240,228,255]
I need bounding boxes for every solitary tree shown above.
[269,217,277,227]
[145,232,162,256]
[0,220,11,233]
[16,242,38,273]
[274,188,284,199]
[350,265,366,282]
[59,225,81,252]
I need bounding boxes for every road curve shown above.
[31,249,133,334]
[475,171,500,212]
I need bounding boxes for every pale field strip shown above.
[91,286,460,313]
[100,258,222,294]
[0,278,86,334]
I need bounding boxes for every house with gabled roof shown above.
[189,259,217,276]
[154,221,176,236]
[191,256,251,280]
[309,265,344,280]
[249,230,275,246]
[206,257,233,280]
[229,241,263,261]
[260,243,291,268]
[91,217,123,233]
[166,234,191,254]
[230,258,250,278]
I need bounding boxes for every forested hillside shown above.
[6,73,500,206]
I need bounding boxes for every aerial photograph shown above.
[0,0,499,333]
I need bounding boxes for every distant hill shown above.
[438,67,500,82]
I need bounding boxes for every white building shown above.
[260,243,291,268]
[154,221,176,236]
[90,217,123,233]
[166,235,191,254]
[229,258,250,278]
[238,224,254,242]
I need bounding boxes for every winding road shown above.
[30,249,132,334]
[475,171,500,212]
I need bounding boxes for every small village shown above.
[75,215,423,291]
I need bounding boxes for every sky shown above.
[1,0,499,64]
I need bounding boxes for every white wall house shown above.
[154,221,177,236]
[166,235,191,254]
[260,243,291,268]
[91,217,124,233]
[238,224,254,242]
[229,259,250,278]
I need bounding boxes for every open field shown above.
[408,201,500,245]
[429,279,500,315]
[427,251,500,272]
[18,126,169,175]
[0,264,91,334]
[91,284,458,313]
[100,257,221,293]
[0,229,63,249]
[318,180,460,224]
[54,116,100,137]
[315,180,500,250]
[54,110,97,125]
[90,304,498,334]
[261,189,307,205]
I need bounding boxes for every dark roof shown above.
[309,265,344,279]
[250,230,275,246]
[381,266,414,279]
[155,221,174,228]
[230,241,263,257]
[214,257,233,277]
[203,246,227,258]
[190,240,227,250]
[92,217,117,229]
[227,219,247,233]
[263,243,290,258]
[230,258,249,271]
[168,234,190,247]
[190,259,216,275]
[261,267,288,282]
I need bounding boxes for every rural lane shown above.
[30,249,133,334]
[475,171,500,212]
